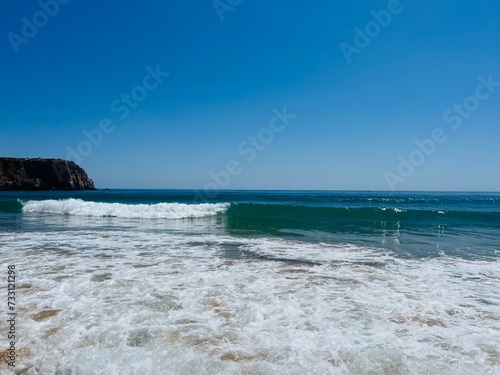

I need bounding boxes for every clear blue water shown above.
[1,190,499,258]
[1,190,499,374]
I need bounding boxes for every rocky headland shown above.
[0,158,95,190]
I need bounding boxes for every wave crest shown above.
[21,199,229,219]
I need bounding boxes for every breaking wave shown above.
[21,199,229,219]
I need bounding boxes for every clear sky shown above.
[1,0,499,191]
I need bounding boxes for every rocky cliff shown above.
[0,158,95,190]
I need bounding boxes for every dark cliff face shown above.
[0,158,96,190]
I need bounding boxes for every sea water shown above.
[0,190,499,374]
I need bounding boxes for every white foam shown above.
[380,207,405,212]
[21,199,229,219]
[1,231,499,375]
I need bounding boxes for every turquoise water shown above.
[1,190,499,374]
[1,190,498,258]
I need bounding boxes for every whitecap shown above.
[21,199,229,219]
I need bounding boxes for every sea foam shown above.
[1,230,499,375]
[21,199,229,219]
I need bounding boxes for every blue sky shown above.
[1,0,499,191]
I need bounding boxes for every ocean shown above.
[1,190,499,374]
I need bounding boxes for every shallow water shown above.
[1,190,499,374]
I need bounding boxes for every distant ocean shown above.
[1,190,499,374]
